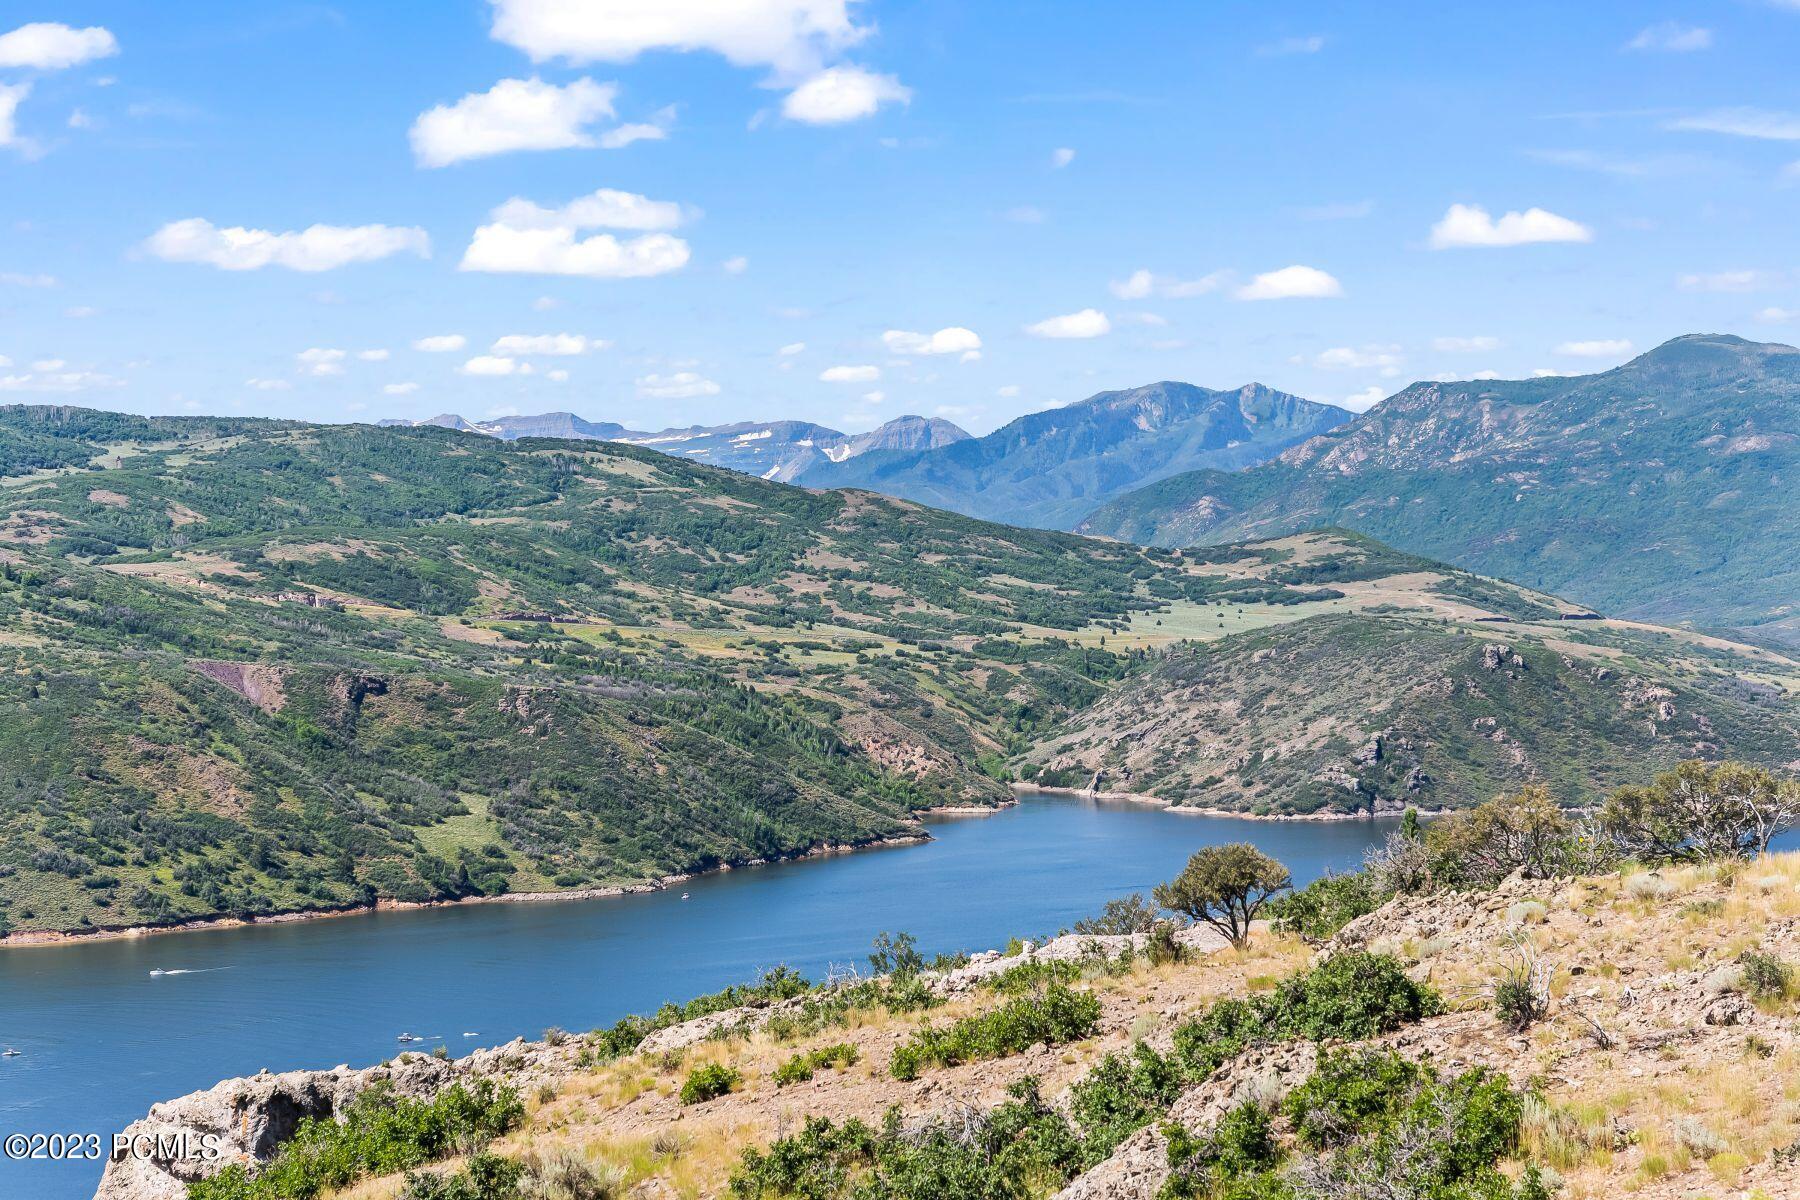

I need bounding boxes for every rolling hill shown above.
[0,405,1793,936]
[797,381,1350,528]
[1077,335,1800,646]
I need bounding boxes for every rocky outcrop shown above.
[96,1039,581,1200]
[190,661,288,714]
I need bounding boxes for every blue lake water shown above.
[0,798,1396,1199]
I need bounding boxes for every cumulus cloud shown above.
[245,378,291,391]
[1432,335,1501,353]
[1025,308,1111,338]
[881,327,981,358]
[411,77,622,167]
[384,381,420,395]
[1666,107,1800,140]
[1311,345,1403,376]
[0,368,121,393]
[1555,338,1633,358]
[779,342,806,355]
[1050,147,1075,168]
[413,334,466,352]
[997,384,1021,397]
[460,188,691,278]
[1342,386,1386,412]
[460,355,522,376]
[0,83,32,154]
[491,333,608,355]
[144,219,430,271]
[722,255,749,274]
[0,270,55,287]
[782,66,909,123]
[357,348,390,361]
[1109,268,1228,300]
[1755,306,1799,323]
[547,368,570,382]
[1235,265,1342,300]
[1626,22,1712,52]
[1428,204,1592,249]
[820,364,879,382]
[637,371,720,398]
[0,22,118,70]
[296,347,347,376]
[489,0,868,77]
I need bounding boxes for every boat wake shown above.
[148,967,230,977]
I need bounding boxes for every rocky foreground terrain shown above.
[101,853,1800,1200]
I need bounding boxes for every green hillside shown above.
[0,408,1794,936]
[1077,335,1800,646]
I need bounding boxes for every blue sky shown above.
[1,1,1798,435]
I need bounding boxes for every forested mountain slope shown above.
[1077,335,1800,646]
[800,381,1349,528]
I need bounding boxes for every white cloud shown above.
[722,255,749,274]
[532,296,559,311]
[413,334,466,352]
[411,77,620,167]
[997,384,1021,398]
[1050,146,1075,168]
[861,390,884,404]
[778,342,806,355]
[782,66,910,124]
[461,188,691,279]
[1109,268,1228,299]
[1259,35,1325,55]
[31,358,64,372]
[384,382,420,395]
[1026,308,1111,338]
[1342,386,1386,412]
[488,188,689,231]
[64,305,98,318]
[1428,204,1592,249]
[1626,22,1712,52]
[460,355,521,376]
[821,364,880,382]
[1555,338,1633,358]
[1312,345,1403,376]
[0,82,32,154]
[547,368,570,382]
[1755,306,1799,323]
[0,23,118,70]
[0,271,55,287]
[245,378,291,391]
[1432,335,1501,353]
[489,0,868,78]
[0,368,121,393]
[1235,265,1342,300]
[144,219,430,271]
[297,347,347,376]
[1531,369,1564,378]
[637,371,719,399]
[491,333,608,355]
[1677,269,1782,292]
[1666,107,1800,140]
[1003,205,1047,224]
[357,348,390,361]
[882,327,981,357]
[598,117,670,148]
[67,107,92,130]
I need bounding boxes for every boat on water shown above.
[396,1032,422,1043]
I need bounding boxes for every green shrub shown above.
[1282,1049,1430,1148]
[889,984,1101,1080]
[1067,1041,1186,1165]
[1073,893,1159,936]
[1154,844,1292,949]
[187,1080,524,1200]
[398,1153,522,1200]
[1267,871,1386,941]
[773,1043,860,1087]
[679,1062,741,1105]
[729,1078,1084,1200]
[1739,949,1794,1000]
[1160,1103,1283,1199]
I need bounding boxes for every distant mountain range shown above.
[378,411,970,482]
[1078,335,1800,646]
[795,381,1351,528]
